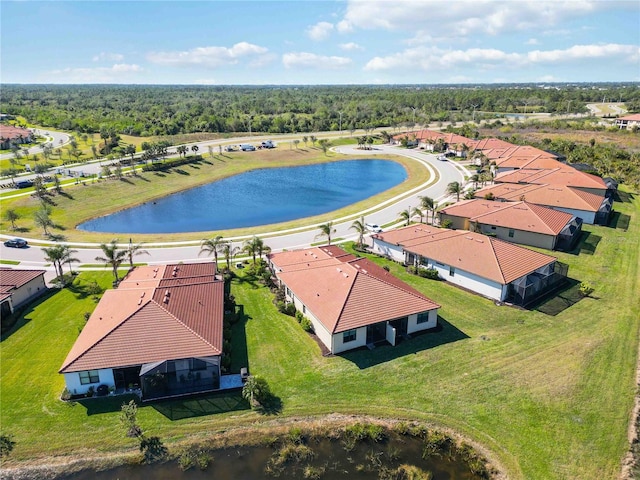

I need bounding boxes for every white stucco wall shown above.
[415,256,505,301]
[371,238,405,263]
[548,206,596,224]
[63,368,115,395]
[407,310,438,334]
[332,326,367,354]
[11,275,47,309]
[478,224,556,250]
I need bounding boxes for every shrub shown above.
[295,311,304,323]
[441,219,453,229]
[579,281,595,297]
[300,317,313,332]
[61,388,71,401]
[0,434,16,458]
[421,268,440,280]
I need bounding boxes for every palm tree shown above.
[349,216,367,248]
[34,207,53,236]
[398,209,411,226]
[447,181,463,202]
[60,245,80,274]
[125,240,149,268]
[176,145,187,158]
[43,245,65,282]
[418,196,435,225]
[191,145,199,156]
[243,236,262,265]
[95,239,128,283]
[221,242,240,270]
[412,207,423,223]
[199,235,226,267]
[316,221,336,245]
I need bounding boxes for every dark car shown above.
[4,238,28,248]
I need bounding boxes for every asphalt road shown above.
[0,144,470,274]
[0,128,71,161]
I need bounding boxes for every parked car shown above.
[224,145,236,152]
[240,144,256,151]
[261,140,275,149]
[4,238,28,248]
[365,223,383,233]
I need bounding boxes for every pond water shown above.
[78,159,407,233]
[63,432,485,480]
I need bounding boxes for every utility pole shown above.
[470,104,478,122]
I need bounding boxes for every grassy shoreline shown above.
[0,147,433,243]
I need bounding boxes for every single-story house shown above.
[371,225,444,263]
[615,114,640,130]
[439,199,582,250]
[474,183,612,225]
[0,125,33,150]
[492,155,564,173]
[0,268,47,317]
[399,228,562,305]
[59,263,224,400]
[268,246,440,354]
[392,129,473,156]
[494,167,609,197]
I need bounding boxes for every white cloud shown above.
[307,21,334,41]
[364,43,639,72]
[92,52,124,62]
[282,52,352,69]
[339,42,363,51]
[526,38,539,45]
[340,0,602,38]
[49,64,142,83]
[147,42,270,67]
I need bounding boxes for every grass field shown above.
[0,188,637,479]
[0,147,432,243]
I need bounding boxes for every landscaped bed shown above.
[0,188,638,479]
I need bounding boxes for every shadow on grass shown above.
[230,304,250,373]
[0,288,57,340]
[565,231,602,256]
[614,190,635,203]
[233,274,260,290]
[341,317,469,369]
[254,395,283,416]
[174,169,190,175]
[78,393,141,416]
[608,211,631,231]
[531,278,584,316]
[152,390,250,420]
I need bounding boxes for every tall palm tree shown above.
[418,196,435,225]
[60,245,80,274]
[199,235,225,267]
[95,239,128,282]
[398,209,411,226]
[43,245,65,282]
[349,216,367,248]
[446,181,463,202]
[221,242,240,270]
[191,145,199,156]
[243,236,262,265]
[316,221,336,245]
[412,207,423,223]
[126,240,149,268]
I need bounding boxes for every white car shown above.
[365,223,383,233]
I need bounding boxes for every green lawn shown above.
[0,189,638,479]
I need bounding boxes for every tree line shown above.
[2,83,638,138]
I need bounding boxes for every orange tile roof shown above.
[393,129,474,148]
[267,246,356,272]
[618,114,640,121]
[270,247,439,334]
[60,263,223,373]
[402,230,556,284]
[494,155,563,170]
[474,183,605,212]
[0,268,46,290]
[371,224,442,246]
[0,125,31,140]
[471,138,516,152]
[496,167,606,190]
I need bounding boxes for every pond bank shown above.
[1,415,506,480]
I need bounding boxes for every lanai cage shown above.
[140,356,221,400]
[508,261,569,306]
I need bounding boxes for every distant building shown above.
[0,125,33,150]
[615,114,640,130]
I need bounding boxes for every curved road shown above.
[0,129,71,161]
[0,144,470,275]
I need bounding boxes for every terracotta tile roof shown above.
[60,263,223,373]
[494,155,564,170]
[439,199,507,218]
[453,200,575,235]
[496,167,606,190]
[392,129,474,148]
[271,247,439,334]
[371,224,442,246]
[267,246,355,271]
[402,230,556,284]
[0,268,46,290]
[0,125,31,140]
[471,138,516,152]
[618,114,640,121]
[474,183,605,212]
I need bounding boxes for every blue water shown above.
[78,159,407,233]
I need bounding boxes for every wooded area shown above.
[2,83,639,137]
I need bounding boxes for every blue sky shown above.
[1,0,639,84]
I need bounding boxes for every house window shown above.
[79,370,100,385]
[449,266,455,277]
[490,226,496,230]
[302,305,306,314]
[508,229,515,238]
[420,256,429,266]
[417,312,431,324]
[191,359,207,371]
[343,329,357,343]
